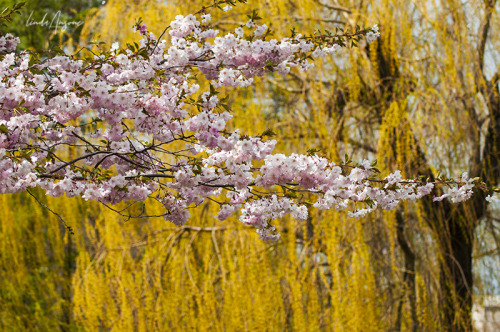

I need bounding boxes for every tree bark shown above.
[434,206,474,331]
[395,209,418,332]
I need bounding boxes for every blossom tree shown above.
[0,0,496,242]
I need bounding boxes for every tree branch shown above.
[477,0,497,77]
[313,0,352,13]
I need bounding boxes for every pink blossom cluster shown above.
[366,24,380,43]
[0,33,20,53]
[432,172,475,203]
[0,6,483,240]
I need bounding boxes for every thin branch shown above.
[49,151,106,174]
[98,200,166,221]
[291,16,345,25]
[26,189,74,234]
[71,131,100,151]
[152,25,170,54]
[312,0,352,13]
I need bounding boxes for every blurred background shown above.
[0,0,499,330]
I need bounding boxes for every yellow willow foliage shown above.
[0,192,79,330]
[1,0,497,331]
[80,0,173,47]
[0,195,389,330]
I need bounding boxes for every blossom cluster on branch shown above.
[0,1,490,240]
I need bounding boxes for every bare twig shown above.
[26,189,74,234]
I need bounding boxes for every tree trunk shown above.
[436,212,474,331]
[395,209,418,332]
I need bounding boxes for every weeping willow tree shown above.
[1,0,498,331]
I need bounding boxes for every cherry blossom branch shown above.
[0,2,495,241]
